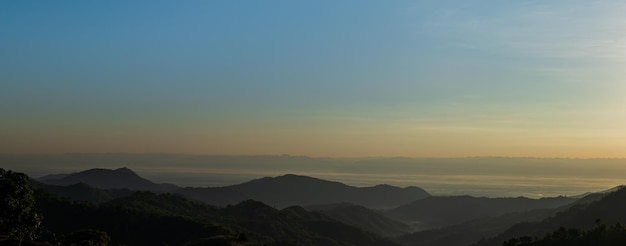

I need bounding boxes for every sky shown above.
[2,0,626,158]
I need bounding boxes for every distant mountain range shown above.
[39,168,430,209]
[32,167,626,246]
[175,174,430,209]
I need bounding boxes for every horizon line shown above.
[2,152,626,160]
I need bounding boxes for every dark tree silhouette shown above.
[62,229,110,246]
[0,169,42,241]
[503,222,626,246]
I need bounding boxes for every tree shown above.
[0,168,42,241]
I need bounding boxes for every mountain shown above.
[389,195,576,230]
[474,187,626,246]
[30,180,134,203]
[37,173,69,182]
[222,201,399,246]
[306,203,412,237]
[35,189,399,246]
[173,186,249,207]
[39,167,178,192]
[173,174,430,208]
[394,192,610,246]
[395,205,578,246]
[36,168,429,209]
[570,185,624,199]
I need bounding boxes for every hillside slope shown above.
[35,189,399,246]
[174,174,430,209]
[307,203,412,237]
[389,195,576,230]
[39,167,178,192]
[475,187,626,246]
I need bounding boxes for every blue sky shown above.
[2,1,625,157]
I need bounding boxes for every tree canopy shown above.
[0,168,42,240]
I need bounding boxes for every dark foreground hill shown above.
[174,174,430,208]
[39,167,178,192]
[35,189,399,246]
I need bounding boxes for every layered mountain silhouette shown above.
[30,181,134,204]
[37,166,626,246]
[174,174,430,208]
[474,187,626,246]
[15,167,626,246]
[394,192,610,246]
[391,191,617,246]
[37,168,429,209]
[35,188,399,246]
[389,195,576,230]
[395,207,558,246]
[39,167,179,192]
[306,203,412,237]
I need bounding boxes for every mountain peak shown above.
[40,167,177,192]
[215,174,430,209]
[114,167,136,174]
[277,174,316,180]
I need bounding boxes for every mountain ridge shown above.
[34,187,399,246]
[389,195,577,230]
[305,203,413,237]
[39,167,179,192]
[36,168,430,209]
[174,173,430,209]
[474,187,626,246]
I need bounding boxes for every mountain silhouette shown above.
[474,187,626,246]
[31,180,134,204]
[39,167,178,192]
[389,195,576,230]
[173,174,430,208]
[393,192,613,246]
[37,173,70,182]
[35,188,399,246]
[172,186,249,207]
[306,203,412,237]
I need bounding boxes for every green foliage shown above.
[0,168,42,240]
[63,229,110,246]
